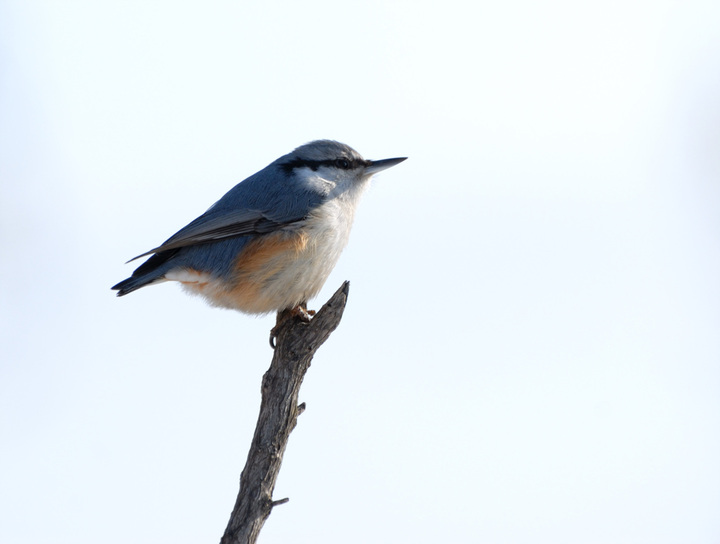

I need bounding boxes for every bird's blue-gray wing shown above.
[126,208,287,262]
[126,160,325,262]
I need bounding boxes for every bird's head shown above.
[279,140,406,197]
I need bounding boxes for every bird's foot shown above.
[291,306,316,321]
[269,304,315,348]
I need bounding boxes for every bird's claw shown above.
[269,330,278,349]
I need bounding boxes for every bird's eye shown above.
[335,158,351,169]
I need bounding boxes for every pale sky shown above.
[2,1,720,543]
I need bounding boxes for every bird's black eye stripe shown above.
[281,157,369,173]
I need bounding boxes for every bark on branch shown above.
[220,281,350,544]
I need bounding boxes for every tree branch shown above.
[220,281,350,544]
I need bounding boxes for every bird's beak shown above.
[364,156,408,175]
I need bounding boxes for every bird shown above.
[112,140,407,322]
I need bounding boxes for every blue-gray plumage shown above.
[112,140,406,314]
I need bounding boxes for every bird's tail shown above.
[111,274,166,296]
[112,251,176,296]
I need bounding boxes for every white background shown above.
[2,1,719,543]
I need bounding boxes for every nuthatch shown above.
[112,140,406,321]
